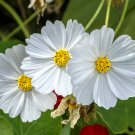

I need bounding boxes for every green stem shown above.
[0,0,29,38]
[115,0,129,35]
[85,0,105,31]
[3,9,41,41]
[105,0,112,27]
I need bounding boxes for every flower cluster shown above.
[0,19,135,124]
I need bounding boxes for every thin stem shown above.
[85,0,105,31]
[115,0,129,35]
[20,119,23,135]
[105,0,112,27]
[0,0,29,38]
[3,9,42,41]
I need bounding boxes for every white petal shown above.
[106,69,135,100]
[89,25,114,57]
[20,91,41,122]
[6,45,27,65]
[107,35,135,62]
[55,68,72,96]
[0,54,20,79]
[41,20,66,50]
[74,71,98,105]
[69,61,95,86]
[65,20,85,50]
[70,38,97,62]
[99,25,114,56]
[0,88,25,118]
[93,74,117,109]
[21,56,53,77]
[32,64,57,94]
[32,90,56,111]
[112,57,135,77]
[26,33,54,58]
[0,81,18,98]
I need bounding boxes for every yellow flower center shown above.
[17,75,32,91]
[53,49,70,67]
[96,57,111,73]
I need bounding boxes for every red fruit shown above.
[80,124,109,135]
[53,91,63,109]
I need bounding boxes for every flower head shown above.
[21,20,86,96]
[68,25,135,109]
[0,45,56,122]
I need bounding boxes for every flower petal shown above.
[93,74,117,109]
[107,69,135,100]
[107,35,135,62]
[20,91,41,122]
[55,68,72,96]
[65,20,85,50]
[73,71,98,105]
[0,88,25,118]
[32,90,56,111]
[32,65,57,94]
[89,25,114,57]
[26,33,55,58]
[41,20,66,50]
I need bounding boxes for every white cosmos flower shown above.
[0,45,56,122]
[21,20,86,96]
[68,25,135,109]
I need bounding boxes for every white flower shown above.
[0,45,56,122]
[21,20,86,96]
[68,25,135,109]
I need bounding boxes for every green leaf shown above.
[63,0,135,37]
[0,40,22,53]
[60,124,71,135]
[0,116,14,135]
[62,0,121,31]
[0,110,62,135]
[98,98,135,134]
[115,0,135,38]
[119,8,135,39]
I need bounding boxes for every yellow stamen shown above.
[17,75,32,91]
[96,57,111,73]
[53,49,70,67]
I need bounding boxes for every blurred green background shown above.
[0,0,135,135]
